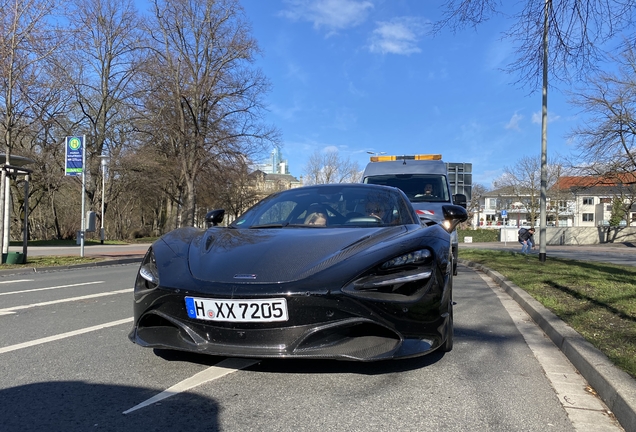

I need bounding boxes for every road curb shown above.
[0,257,142,276]
[459,258,636,432]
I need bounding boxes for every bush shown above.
[457,229,499,242]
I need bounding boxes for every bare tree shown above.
[435,1,635,88]
[211,162,259,221]
[493,155,567,226]
[435,0,636,260]
[142,0,279,227]
[303,149,361,185]
[10,68,75,240]
[567,45,636,224]
[0,0,65,250]
[57,0,146,222]
[467,183,488,228]
[570,45,636,175]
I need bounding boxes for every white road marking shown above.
[0,281,104,296]
[123,358,260,414]
[0,279,33,284]
[0,317,133,354]
[0,288,133,315]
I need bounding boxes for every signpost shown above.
[65,136,86,257]
[501,210,508,245]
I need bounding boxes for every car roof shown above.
[363,160,448,176]
[279,182,400,194]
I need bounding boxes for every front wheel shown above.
[452,246,458,275]
[440,299,454,352]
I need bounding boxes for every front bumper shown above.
[129,285,449,361]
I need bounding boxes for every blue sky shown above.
[240,0,578,187]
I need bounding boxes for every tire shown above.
[452,246,458,276]
[440,298,454,352]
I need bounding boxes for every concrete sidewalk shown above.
[1,244,150,275]
[463,241,636,267]
[460,259,636,432]
[463,241,636,252]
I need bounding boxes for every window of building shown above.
[582,213,594,222]
[556,200,568,212]
[582,197,594,205]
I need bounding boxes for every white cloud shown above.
[280,0,373,33]
[531,111,561,124]
[323,145,340,153]
[368,17,427,55]
[505,112,523,130]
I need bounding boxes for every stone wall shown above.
[499,226,636,245]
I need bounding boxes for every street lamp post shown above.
[99,154,109,244]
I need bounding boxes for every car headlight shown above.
[353,269,432,290]
[137,248,159,289]
[380,249,431,270]
[342,249,435,300]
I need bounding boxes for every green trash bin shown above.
[4,252,24,264]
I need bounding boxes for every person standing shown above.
[518,227,536,254]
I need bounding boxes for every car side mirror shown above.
[452,194,467,208]
[442,205,468,232]
[205,209,225,227]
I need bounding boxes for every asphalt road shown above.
[0,263,623,431]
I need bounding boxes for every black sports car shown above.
[129,183,467,361]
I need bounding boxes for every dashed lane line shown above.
[0,281,104,296]
[0,288,132,315]
[0,317,133,354]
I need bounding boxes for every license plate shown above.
[185,297,289,322]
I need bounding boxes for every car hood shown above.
[187,226,408,284]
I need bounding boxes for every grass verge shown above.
[459,249,636,379]
[1,256,104,269]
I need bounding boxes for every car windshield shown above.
[230,185,417,228]
[364,174,450,203]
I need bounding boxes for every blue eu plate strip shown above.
[185,297,196,318]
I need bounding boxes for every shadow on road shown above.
[0,381,220,432]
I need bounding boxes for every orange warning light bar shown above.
[370,154,442,162]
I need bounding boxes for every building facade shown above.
[472,175,636,228]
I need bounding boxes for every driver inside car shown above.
[304,204,328,226]
[365,202,388,221]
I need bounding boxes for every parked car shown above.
[129,183,467,361]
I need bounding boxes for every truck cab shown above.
[362,154,467,275]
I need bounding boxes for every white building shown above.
[472,175,636,228]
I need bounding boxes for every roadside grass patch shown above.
[9,240,128,246]
[459,249,636,379]
[0,256,102,269]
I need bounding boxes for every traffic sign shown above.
[65,136,84,176]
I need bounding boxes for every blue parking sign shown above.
[501,210,507,218]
